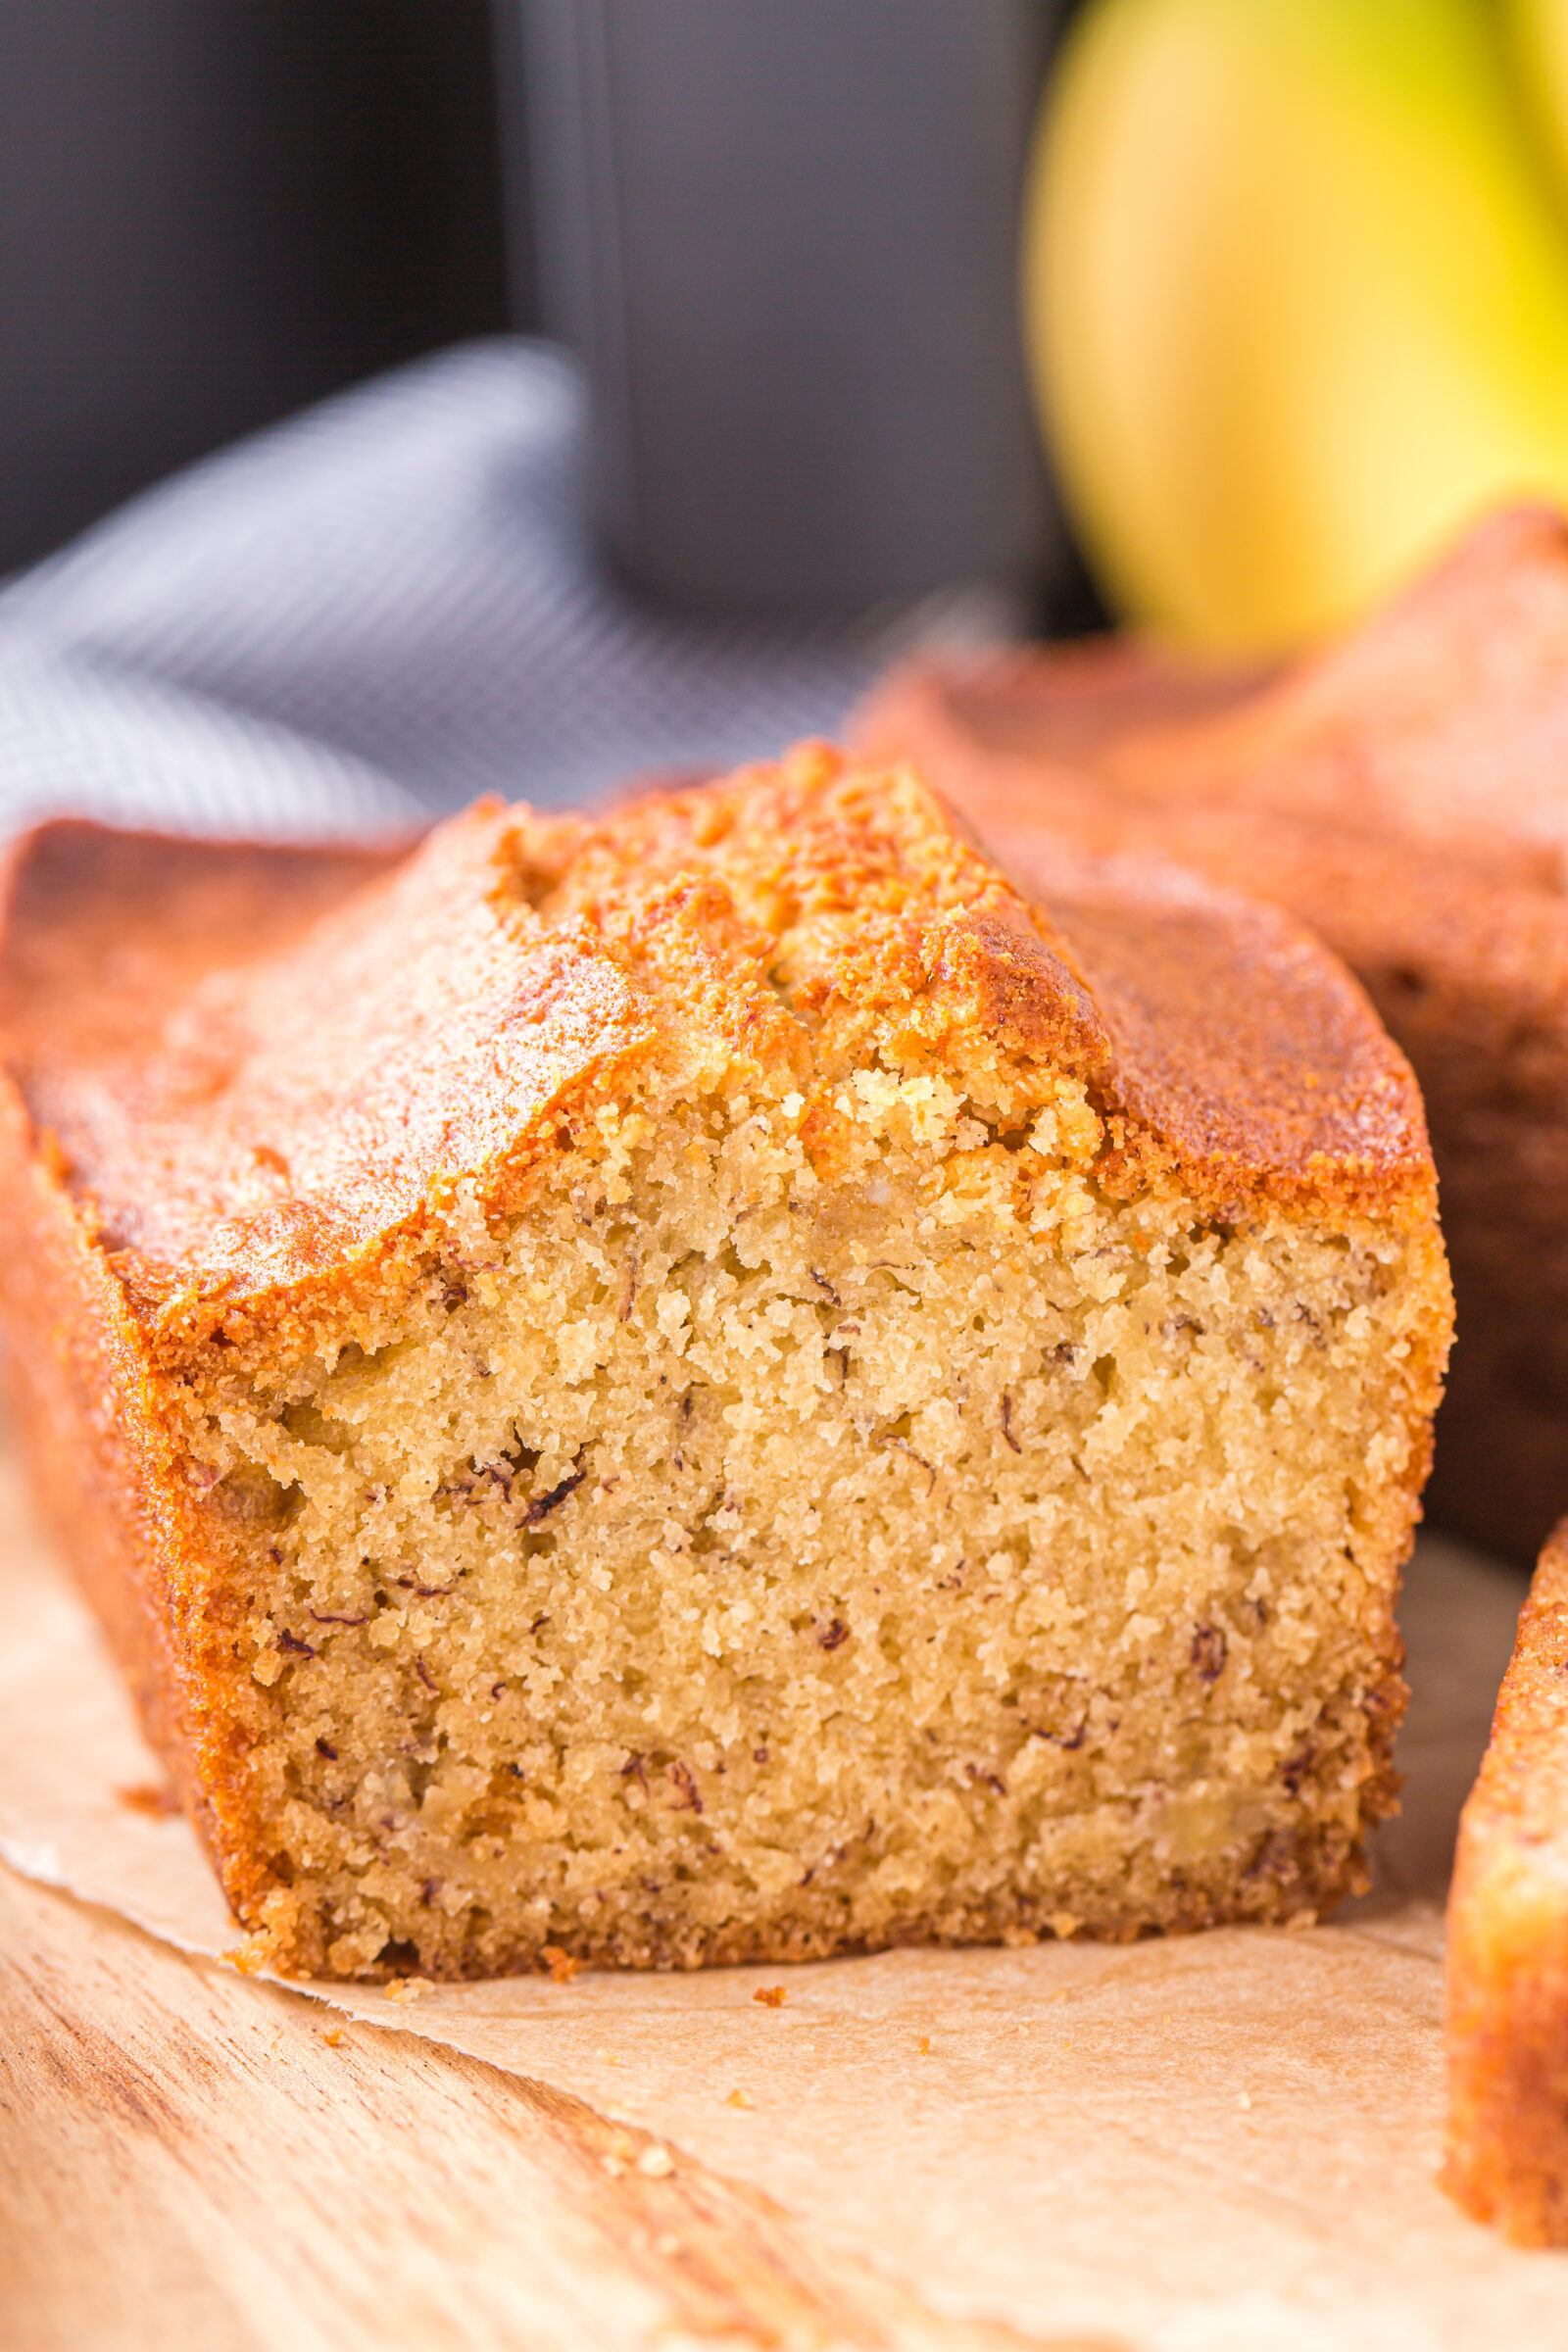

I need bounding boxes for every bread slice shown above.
[0,747,1450,1978]
[1446,1523,1568,2243]
[854,506,1568,1564]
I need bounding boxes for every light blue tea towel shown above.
[0,339,1011,840]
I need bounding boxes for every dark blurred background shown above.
[0,1,1102,623]
[0,0,520,574]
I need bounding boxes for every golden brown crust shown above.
[1,752,1435,1348]
[0,827,412,1883]
[1091,505,1568,890]
[971,831,1433,1223]
[1446,1521,1568,2244]
[0,746,1446,1962]
[887,504,1568,888]
[853,508,1568,1561]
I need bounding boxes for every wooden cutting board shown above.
[2,1860,1069,2352]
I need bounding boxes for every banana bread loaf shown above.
[1446,1517,1568,2245]
[0,747,1450,1977]
[856,505,1568,1562]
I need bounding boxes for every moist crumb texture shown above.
[0,748,1451,1977]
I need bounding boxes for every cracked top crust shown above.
[0,744,1434,1351]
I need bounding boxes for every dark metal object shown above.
[512,0,1059,614]
[0,0,511,573]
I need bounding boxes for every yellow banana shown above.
[1024,0,1568,654]
[1504,0,1568,206]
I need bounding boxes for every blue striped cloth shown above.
[0,340,1014,841]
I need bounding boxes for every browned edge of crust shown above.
[1445,1521,1568,2244]
[0,826,412,1882]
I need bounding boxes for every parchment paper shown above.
[5,1448,1566,2352]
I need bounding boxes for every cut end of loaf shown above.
[193,1058,1428,1977]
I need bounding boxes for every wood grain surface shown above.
[0,1861,1112,2352]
